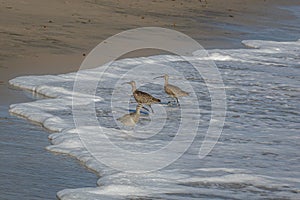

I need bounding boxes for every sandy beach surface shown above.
[1,0,300,199]
[1,0,299,102]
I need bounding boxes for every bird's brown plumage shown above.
[133,90,161,105]
[155,74,189,106]
[126,81,160,112]
[117,104,142,126]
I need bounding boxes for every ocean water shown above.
[0,104,98,200]
[9,39,300,199]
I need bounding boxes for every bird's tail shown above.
[153,97,161,103]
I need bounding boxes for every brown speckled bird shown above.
[154,74,189,106]
[125,81,160,113]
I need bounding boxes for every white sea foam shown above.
[9,39,300,199]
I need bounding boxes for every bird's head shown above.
[124,81,135,86]
[124,81,136,91]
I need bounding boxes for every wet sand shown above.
[1,0,300,199]
[1,0,299,83]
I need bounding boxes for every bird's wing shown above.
[167,84,189,96]
[118,114,136,126]
[135,90,160,103]
[135,90,151,96]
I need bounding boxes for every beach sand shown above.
[1,0,299,86]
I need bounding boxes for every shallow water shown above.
[0,104,98,200]
[8,38,300,199]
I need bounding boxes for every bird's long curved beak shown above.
[153,75,164,79]
[124,81,131,85]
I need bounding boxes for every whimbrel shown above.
[117,104,142,126]
[154,74,189,106]
[125,81,161,113]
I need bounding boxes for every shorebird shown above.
[154,74,189,106]
[125,81,161,113]
[117,104,142,126]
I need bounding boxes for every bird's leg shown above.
[142,106,150,112]
[167,99,177,106]
[175,97,180,107]
[149,105,154,113]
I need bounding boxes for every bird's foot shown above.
[167,101,178,107]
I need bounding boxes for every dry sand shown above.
[0,0,299,104]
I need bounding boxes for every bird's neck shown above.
[164,78,168,86]
[133,108,141,122]
[131,85,137,92]
[136,106,141,114]
[136,109,141,115]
